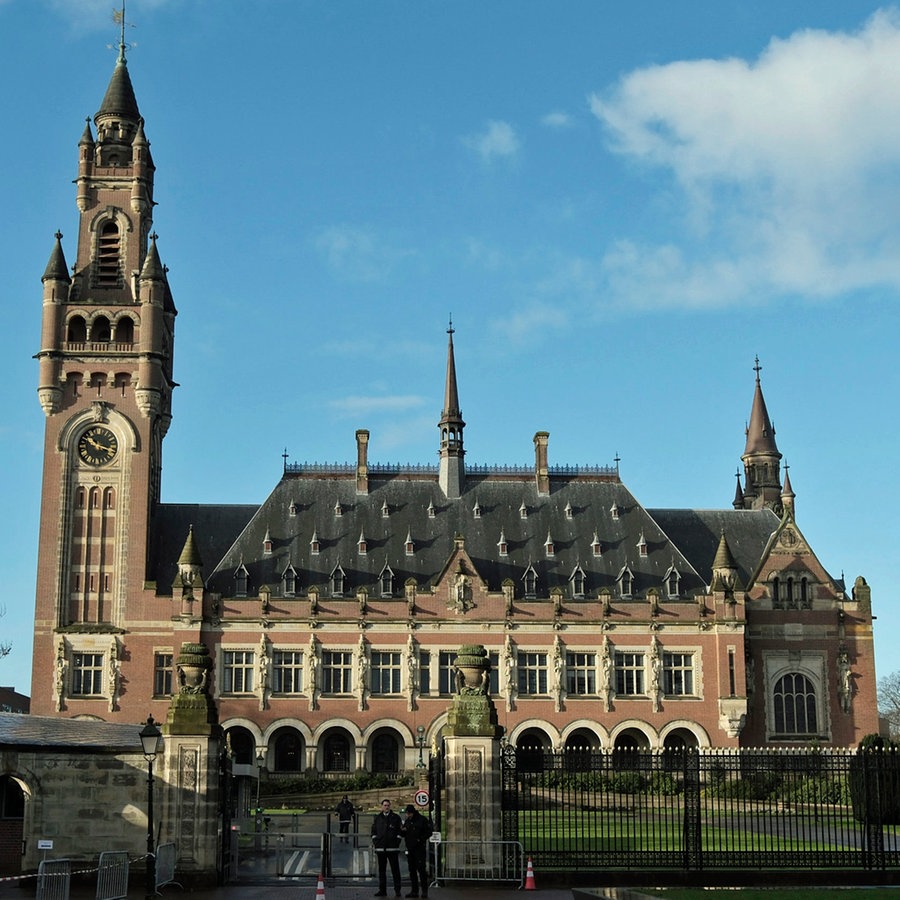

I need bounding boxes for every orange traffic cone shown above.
[315,872,326,898]
[524,856,536,890]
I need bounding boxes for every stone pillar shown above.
[159,642,224,886]
[443,644,503,876]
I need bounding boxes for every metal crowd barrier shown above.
[431,839,524,887]
[36,858,71,900]
[96,851,129,900]
[155,841,180,891]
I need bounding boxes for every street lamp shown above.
[139,716,162,900]
[255,747,266,850]
[415,725,426,769]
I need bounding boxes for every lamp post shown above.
[415,725,426,769]
[139,716,162,900]
[255,747,265,851]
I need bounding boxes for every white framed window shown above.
[615,651,645,696]
[322,650,353,694]
[371,651,402,695]
[223,650,255,693]
[523,565,538,599]
[517,652,548,695]
[438,650,457,695]
[71,652,104,696]
[272,650,304,693]
[379,565,394,598]
[662,652,694,696]
[418,650,431,694]
[569,566,586,600]
[565,651,596,695]
[153,651,173,697]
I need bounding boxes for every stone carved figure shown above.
[551,636,564,712]
[504,636,516,712]
[450,570,474,613]
[406,635,418,711]
[601,637,614,711]
[649,635,662,712]
[838,647,852,714]
[257,635,269,711]
[307,635,320,711]
[54,642,66,711]
[356,636,369,711]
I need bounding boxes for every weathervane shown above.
[109,2,137,60]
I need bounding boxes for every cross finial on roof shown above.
[447,314,454,336]
[753,355,762,383]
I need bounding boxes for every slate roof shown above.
[0,713,143,752]
[152,502,257,593]
[204,469,733,601]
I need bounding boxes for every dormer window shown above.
[310,530,320,556]
[263,527,273,555]
[618,567,633,598]
[570,565,586,600]
[380,564,394,598]
[282,563,299,597]
[523,564,538,599]
[358,530,367,556]
[405,529,415,556]
[334,500,342,517]
[544,532,555,557]
[519,500,528,520]
[382,500,390,518]
[637,533,648,557]
[331,564,346,598]
[610,503,620,521]
[427,500,436,518]
[234,563,249,598]
[564,501,573,520]
[665,567,680,598]
[591,532,602,557]
[289,500,297,517]
[497,530,507,558]
[473,499,481,519]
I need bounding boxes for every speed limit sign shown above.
[414,789,430,807]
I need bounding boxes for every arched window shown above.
[96,221,121,287]
[773,672,818,735]
[324,733,351,772]
[273,729,303,772]
[114,316,134,346]
[91,316,111,343]
[67,315,87,345]
[372,733,399,774]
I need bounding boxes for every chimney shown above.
[356,429,369,495]
[534,432,550,496]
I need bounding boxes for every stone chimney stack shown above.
[356,429,369,495]
[534,432,550,496]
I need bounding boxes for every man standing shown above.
[400,804,432,899]
[336,794,354,843]
[371,798,402,897]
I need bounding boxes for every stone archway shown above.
[0,775,25,875]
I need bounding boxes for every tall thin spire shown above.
[741,357,783,511]
[438,317,465,499]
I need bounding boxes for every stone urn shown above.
[455,644,489,694]
[177,642,212,694]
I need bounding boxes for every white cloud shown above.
[463,120,520,163]
[541,111,572,129]
[314,225,414,282]
[588,9,900,308]
[329,395,427,418]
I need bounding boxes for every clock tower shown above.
[32,44,176,714]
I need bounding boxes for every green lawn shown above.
[651,891,900,899]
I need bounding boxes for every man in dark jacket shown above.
[336,795,354,843]
[400,804,433,898]
[371,798,403,897]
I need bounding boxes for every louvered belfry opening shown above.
[95,221,121,287]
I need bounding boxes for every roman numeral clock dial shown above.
[77,426,118,466]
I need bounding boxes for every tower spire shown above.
[740,357,783,511]
[438,316,465,499]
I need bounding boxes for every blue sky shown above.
[2,1,899,704]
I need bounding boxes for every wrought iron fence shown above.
[500,745,900,873]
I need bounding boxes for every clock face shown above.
[77,425,118,466]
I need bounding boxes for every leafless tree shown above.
[0,605,10,659]
[878,670,900,739]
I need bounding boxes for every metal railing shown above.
[155,842,179,891]
[96,851,129,900]
[431,839,524,887]
[500,746,900,873]
[36,858,70,900]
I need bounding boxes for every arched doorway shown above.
[0,776,25,875]
[370,730,400,774]
[516,728,550,772]
[226,726,255,765]
[272,727,304,773]
[322,730,353,773]
[563,728,599,770]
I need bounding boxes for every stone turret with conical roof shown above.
[173,526,204,616]
[438,320,466,499]
[740,358,783,512]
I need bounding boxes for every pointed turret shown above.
[42,231,70,285]
[177,525,203,569]
[438,319,466,499]
[732,470,744,510]
[711,531,741,592]
[740,358,782,511]
[781,464,795,517]
[174,526,204,614]
[95,46,141,137]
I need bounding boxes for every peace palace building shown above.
[30,50,880,776]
